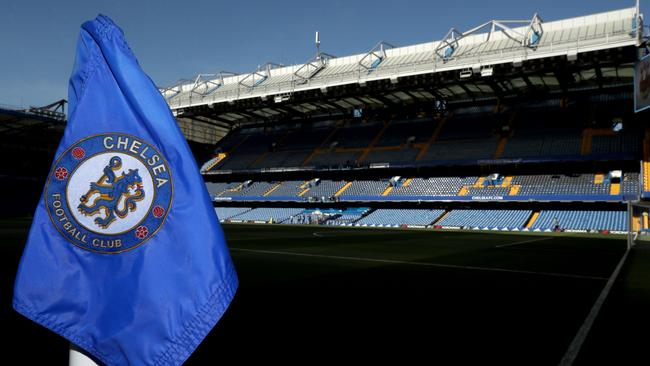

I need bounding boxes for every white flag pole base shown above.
[69,344,99,366]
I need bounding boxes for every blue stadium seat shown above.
[436,209,531,229]
[356,209,445,227]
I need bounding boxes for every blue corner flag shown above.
[13,15,238,365]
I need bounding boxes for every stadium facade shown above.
[3,6,649,233]
[158,5,650,234]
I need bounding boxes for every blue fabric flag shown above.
[13,15,238,365]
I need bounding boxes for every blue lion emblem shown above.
[78,156,146,229]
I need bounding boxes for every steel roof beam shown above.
[436,13,544,62]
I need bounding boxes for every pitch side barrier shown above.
[337,194,635,202]
[213,194,636,203]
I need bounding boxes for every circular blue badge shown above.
[45,133,173,253]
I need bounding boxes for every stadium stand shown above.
[266,181,308,197]
[529,210,628,232]
[513,174,610,196]
[324,208,370,226]
[355,209,445,227]
[206,182,241,196]
[375,117,437,146]
[622,173,640,196]
[390,177,477,197]
[340,180,389,197]
[208,173,638,201]
[214,206,631,232]
[221,182,275,197]
[201,104,643,174]
[215,207,251,221]
[229,208,304,223]
[302,180,347,199]
[281,208,370,226]
[170,6,645,236]
[436,209,532,230]
[591,134,640,155]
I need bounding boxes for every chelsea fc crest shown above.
[45,133,173,253]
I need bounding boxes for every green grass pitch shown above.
[2,219,650,363]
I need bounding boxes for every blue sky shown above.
[0,0,642,107]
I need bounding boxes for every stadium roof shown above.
[0,100,66,136]
[165,6,644,136]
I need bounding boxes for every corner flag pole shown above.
[69,344,99,366]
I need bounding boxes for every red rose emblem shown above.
[135,226,149,239]
[153,206,165,218]
[71,147,86,160]
[54,167,68,180]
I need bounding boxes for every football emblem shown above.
[45,133,173,253]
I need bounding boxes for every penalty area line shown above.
[495,237,553,248]
[230,247,607,281]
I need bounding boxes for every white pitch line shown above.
[231,247,607,281]
[495,237,553,248]
[312,231,404,238]
[558,246,631,366]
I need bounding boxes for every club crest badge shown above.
[45,133,173,253]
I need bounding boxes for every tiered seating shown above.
[436,209,532,229]
[221,182,276,197]
[438,113,499,140]
[328,123,383,148]
[252,151,311,169]
[592,134,640,154]
[230,208,304,223]
[325,211,367,226]
[502,106,583,158]
[284,213,318,225]
[215,132,248,152]
[419,113,501,161]
[253,126,335,168]
[513,174,609,195]
[530,210,627,231]
[209,173,638,200]
[205,182,240,196]
[217,132,284,170]
[266,181,306,197]
[340,180,389,196]
[356,209,445,227]
[281,126,333,150]
[215,206,630,232]
[218,153,260,170]
[201,156,221,173]
[391,177,476,196]
[214,207,251,220]
[309,151,360,167]
[303,180,347,198]
[622,173,639,196]
[501,129,583,158]
[203,101,643,174]
[282,208,369,225]
[465,187,511,196]
[375,118,436,146]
